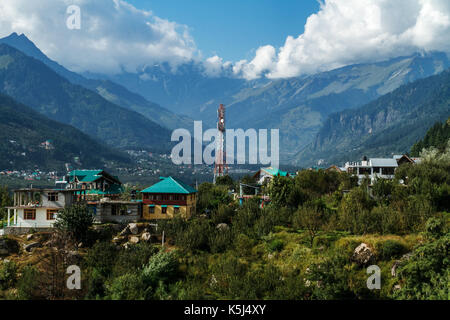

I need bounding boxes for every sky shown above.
[0,0,449,79]
[126,0,320,62]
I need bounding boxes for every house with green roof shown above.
[66,169,123,199]
[254,167,291,185]
[141,176,197,220]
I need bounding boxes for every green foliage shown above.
[215,175,235,190]
[16,265,40,300]
[267,239,284,252]
[0,186,12,221]
[0,261,17,290]
[54,204,94,243]
[197,183,232,214]
[142,250,179,287]
[395,232,449,300]
[425,217,446,239]
[376,240,408,261]
[106,273,146,300]
[411,117,450,156]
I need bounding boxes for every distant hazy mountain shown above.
[0,33,191,130]
[0,43,171,152]
[0,93,130,170]
[93,52,450,161]
[299,68,450,166]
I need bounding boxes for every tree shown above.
[54,204,94,243]
[293,199,329,247]
[267,176,294,208]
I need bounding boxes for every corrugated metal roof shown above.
[140,176,197,194]
[370,158,398,167]
[261,167,289,177]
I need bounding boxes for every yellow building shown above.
[141,177,197,220]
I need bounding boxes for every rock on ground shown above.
[352,243,374,265]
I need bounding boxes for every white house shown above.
[5,188,82,234]
[343,155,419,184]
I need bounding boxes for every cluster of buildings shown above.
[3,170,197,235]
[1,154,422,235]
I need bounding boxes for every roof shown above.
[68,170,121,184]
[140,176,197,194]
[261,167,289,177]
[75,184,124,196]
[369,158,399,167]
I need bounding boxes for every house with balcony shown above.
[141,177,197,220]
[4,188,84,234]
[342,155,421,184]
[61,169,123,200]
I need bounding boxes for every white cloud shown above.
[234,0,450,79]
[0,0,198,73]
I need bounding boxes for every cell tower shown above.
[214,104,228,183]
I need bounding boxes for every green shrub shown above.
[267,239,284,252]
[142,250,179,286]
[0,261,17,290]
[17,265,39,299]
[106,273,146,300]
[376,240,408,261]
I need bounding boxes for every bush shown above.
[267,239,284,252]
[0,261,17,290]
[425,217,445,239]
[106,273,146,300]
[376,240,408,261]
[17,265,40,299]
[54,204,94,243]
[142,250,179,287]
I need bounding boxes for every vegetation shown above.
[0,125,449,301]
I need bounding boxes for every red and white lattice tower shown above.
[214,104,228,183]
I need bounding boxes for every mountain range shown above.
[299,69,450,166]
[0,43,171,152]
[88,49,450,162]
[0,32,449,169]
[0,93,130,170]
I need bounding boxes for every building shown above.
[343,155,421,184]
[5,188,83,234]
[88,199,142,224]
[253,167,291,185]
[141,177,197,220]
[62,169,123,200]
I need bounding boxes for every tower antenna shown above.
[214,104,228,183]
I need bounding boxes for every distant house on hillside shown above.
[5,188,84,234]
[140,176,197,220]
[63,170,123,200]
[253,167,291,185]
[341,154,421,184]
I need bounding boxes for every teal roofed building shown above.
[141,177,197,220]
[66,169,123,199]
[254,167,291,185]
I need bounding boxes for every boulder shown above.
[129,236,140,244]
[0,238,19,255]
[216,223,229,231]
[351,243,374,265]
[26,234,34,241]
[113,236,126,244]
[23,242,42,252]
[141,232,151,242]
[128,223,139,235]
[119,225,130,236]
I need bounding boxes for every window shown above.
[381,167,395,175]
[47,209,58,220]
[174,207,180,214]
[48,192,58,202]
[149,206,155,214]
[161,206,167,214]
[24,209,36,220]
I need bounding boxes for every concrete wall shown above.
[93,203,141,223]
[15,208,57,228]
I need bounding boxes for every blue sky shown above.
[127,0,320,62]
